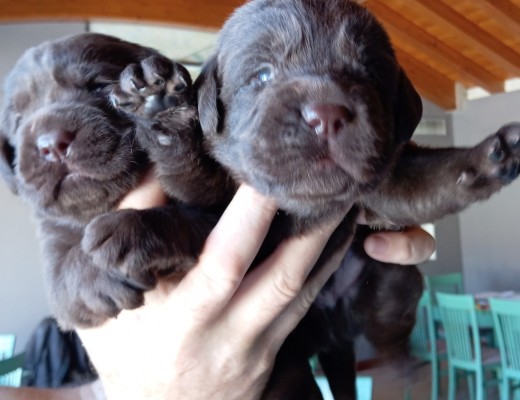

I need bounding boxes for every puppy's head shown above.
[197,0,422,221]
[0,34,158,222]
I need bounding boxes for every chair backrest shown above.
[0,352,24,387]
[490,298,520,373]
[425,273,463,306]
[409,290,437,362]
[0,334,15,360]
[436,293,481,370]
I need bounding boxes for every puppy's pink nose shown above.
[36,131,75,162]
[302,103,354,137]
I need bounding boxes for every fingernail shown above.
[365,235,389,256]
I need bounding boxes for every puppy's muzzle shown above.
[36,130,75,162]
[302,103,355,138]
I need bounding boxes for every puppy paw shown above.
[53,262,146,329]
[138,104,199,149]
[487,123,520,182]
[110,55,192,118]
[461,123,520,186]
[82,209,160,289]
[78,270,146,326]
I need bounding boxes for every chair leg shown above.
[501,376,507,400]
[476,369,484,400]
[448,366,456,400]
[514,380,520,400]
[404,385,412,400]
[467,372,475,400]
[431,359,439,400]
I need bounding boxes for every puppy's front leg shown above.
[82,205,219,281]
[361,123,520,226]
[43,205,218,329]
[111,55,235,208]
[40,220,149,329]
[136,113,234,209]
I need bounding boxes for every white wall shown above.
[0,23,87,352]
[451,91,520,294]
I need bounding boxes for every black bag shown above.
[23,317,98,387]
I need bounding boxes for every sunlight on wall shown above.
[466,77,520,101]
[89,21,218,78]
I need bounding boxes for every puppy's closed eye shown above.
[85,78,114,94]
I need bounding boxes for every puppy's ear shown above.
[195,55,223,135]
[393,68,423,143]
[0,133,18,194]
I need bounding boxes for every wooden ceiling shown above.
[361,0,520,110]
[1,0,520,110]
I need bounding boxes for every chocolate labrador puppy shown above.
[1,2,519,400]
[194,0,520,398]
[0,33,234,329]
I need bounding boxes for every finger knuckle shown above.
[198,253,244,293]
[298,286,320,310]
[271,267,304,304]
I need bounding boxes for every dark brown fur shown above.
[194,0,520,398]
[1,2,519,399]
[0,33,233,329]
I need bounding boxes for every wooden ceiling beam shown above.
[413,0,520,77]
[0,0,515,111]
[366,0,504,94]
[0,0,242,29]
[395,49,456,110]
[471,0,520,37]
[401,69,455,111]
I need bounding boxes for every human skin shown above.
[0,180,435,400]
[78,180,435,400]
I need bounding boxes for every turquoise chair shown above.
[406,290,446,400]
[490,298,520,400]
[0,352,24,387]
[310,356,373,400]
[315,375,373,400]
[437,293,501,400]
[425,273,464,305]
[0,334,15,360]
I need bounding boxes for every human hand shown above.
[78,179,436,400]
[364,226,436,264]
[78,183,348,400]
[356,208,436,265]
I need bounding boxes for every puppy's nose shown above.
[36,130,75,162]
[302,103,354,138]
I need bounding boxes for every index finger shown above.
[175,185,278,316]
